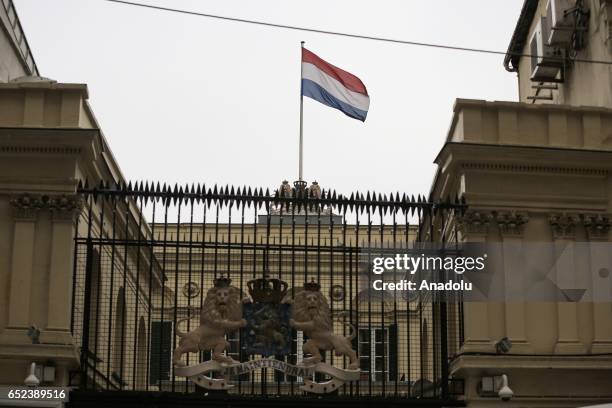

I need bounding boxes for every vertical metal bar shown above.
[341,213,348,396]
[214,204,220,279]
[379,205,385,396]
[304,196,309,286]
[145,196,157,392]
[70,191,83,335]
[316,201,321,285]
[392,207,398,397]
[228,197,233,279]
[328,200,334,371]
[251,204,257,394]
[106,195,118,390]
[418,207,424,399]
[353,210,360,397]
[290,201,296,395]
[199,195,208,367]
[428,205,438,398]
[119,195,130,389]
[92,197,106,390]
[252,205,258,282]
[80,236,94,390]
[404,210,411,397]
[171,197,182,392]
[366,208,372,396]
[315,196,323,378]
[439,207,449,399]
[277,198,283,394]
[263,201,272,395]
[132,195,144,390]
[185,197,194,391]
[82,191,95,390]
[238,200,245,393]
[260,233,267,395]
[158,194,169,388]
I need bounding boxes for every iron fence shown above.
[71,180,465,401]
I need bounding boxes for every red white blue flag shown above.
[301,48,369,122]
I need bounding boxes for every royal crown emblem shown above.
[213,276,232,288]
[304,279,321,292]
[247,276,288,303]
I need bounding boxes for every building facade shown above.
[434,0,612,405]
[505,0,612,106]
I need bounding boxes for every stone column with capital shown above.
[549,213,586,354]
[495,211,532,353]
[583,214,612,353]
[41,194,84,344]
[456,210,496,352]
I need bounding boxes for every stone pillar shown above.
[495,211,532,352]
[549,213,586,354]
[7,195,41,329]
[584,214,612,353]
[41,195,83,344]
[457,210,495,352]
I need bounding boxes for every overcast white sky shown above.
[15,0,522,197]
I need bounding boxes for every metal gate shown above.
[70,180,465,403]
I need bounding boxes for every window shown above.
[358,325,398,382]
[149,321,173,385]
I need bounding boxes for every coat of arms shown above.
[173,275,360,393]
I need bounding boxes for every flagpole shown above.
[299,41,305,182]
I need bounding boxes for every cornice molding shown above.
[461,162,607,176]
[0,145,82,155]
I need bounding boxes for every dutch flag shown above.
[301,48,370,122]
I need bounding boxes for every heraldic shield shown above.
[242,277,291,356]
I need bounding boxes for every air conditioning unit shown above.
[546,0,576,45]
[529,17,564,82]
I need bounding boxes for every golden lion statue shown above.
[173,279,246,367]
[290,282,359,369]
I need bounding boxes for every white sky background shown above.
[15,0,522,198]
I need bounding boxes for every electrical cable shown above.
[100,0,612,66]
